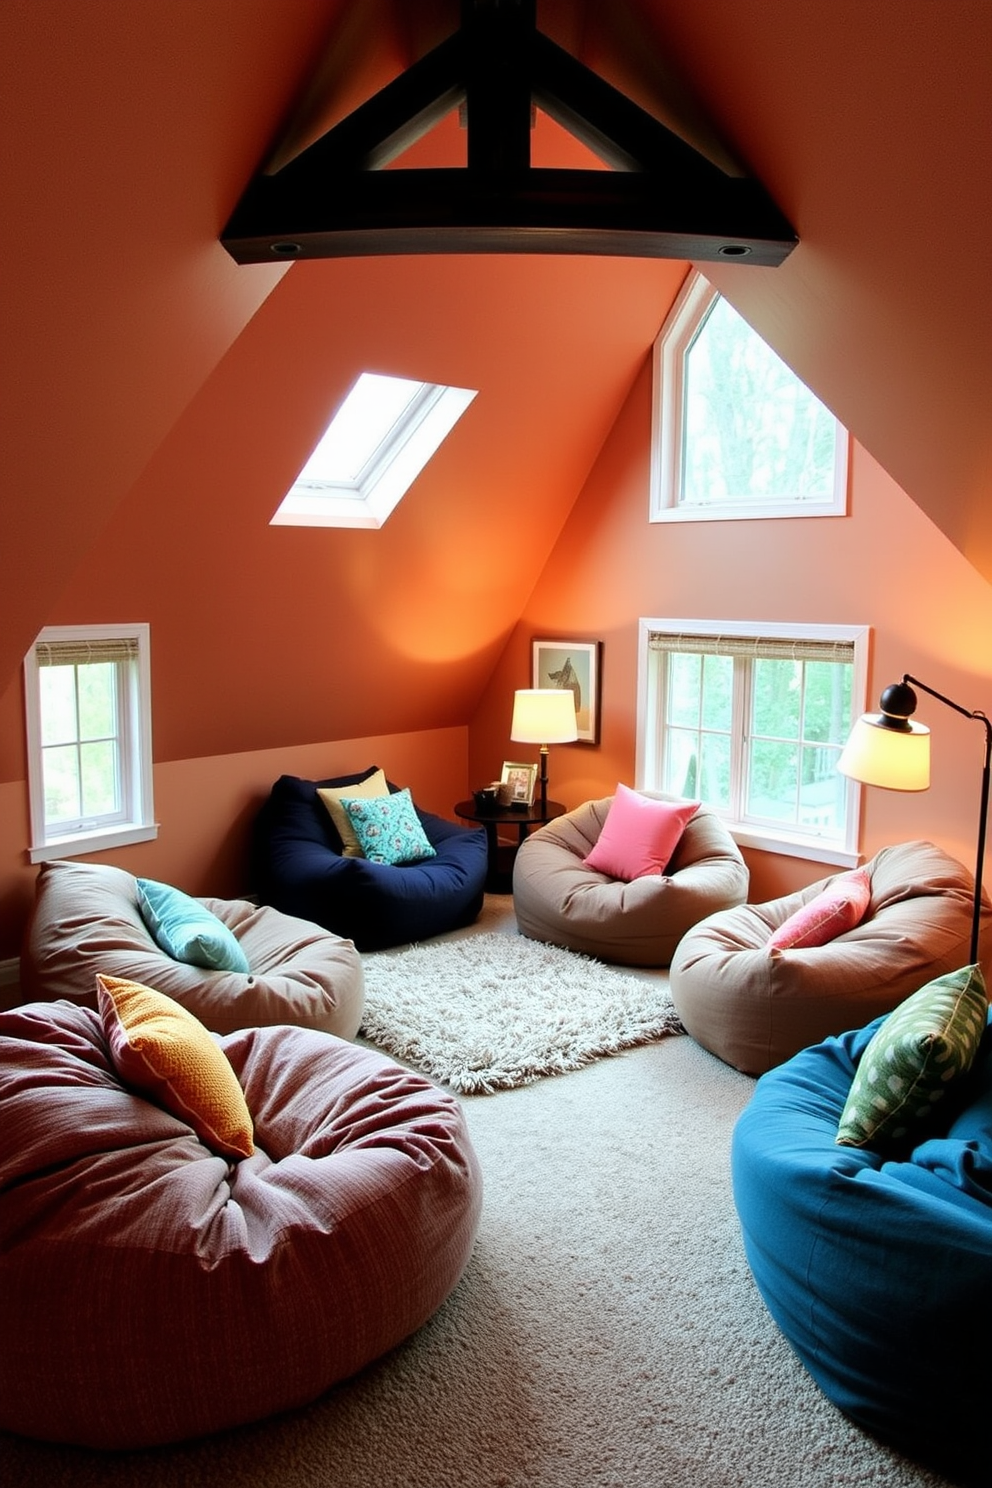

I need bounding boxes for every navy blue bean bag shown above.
[252,768,488,952]
[731,1009,992,1484]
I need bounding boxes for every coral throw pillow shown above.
[97,973,254,1159]
[582,785,699,882]
[768,867,872,951]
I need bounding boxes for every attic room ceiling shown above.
[0,0,990,707]
[221,0,797,267]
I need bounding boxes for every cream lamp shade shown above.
[510,689,579,745]
[510,688,578,816]
[837,715,930,791]
[837,673,991,969]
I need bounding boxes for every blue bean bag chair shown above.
[252,767,488,952]
[731,998,992,1484]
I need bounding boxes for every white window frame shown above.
[23,623,157,863]
[272,374,477,530]
[635,617,870,866]
[650,272,849,523]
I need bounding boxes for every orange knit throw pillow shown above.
[97,973,254,1159]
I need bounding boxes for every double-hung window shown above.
[23,624,156,862]
[636,619,869,864]
[650,272,849,522]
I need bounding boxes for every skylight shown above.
[272,371,477,530]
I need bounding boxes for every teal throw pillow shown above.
[136,878,250,973]
[339,788,437,866]
[836,963,988,1150]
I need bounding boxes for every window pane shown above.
[43,744,81,823]
[77,662,116,741]
[682,296,838,506]
[39,666,77,746]
[699,732,732,808]
[664,727,699,796]
[802,660,852,744]
[80,740,120,817]
[752,657,801,740]
[701,653,733,730]
[667,653,702,727]
[747,740,799,821]
[298,373,424,484]
[798,744,846,831]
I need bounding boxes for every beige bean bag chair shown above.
[512,791,749,967]
[669,839,991,1075]
[20,858,364,1037]
[0,997,481,1448]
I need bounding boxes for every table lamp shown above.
[510,688,578,816]
[837,673,991,965]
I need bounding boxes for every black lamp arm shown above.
[903,673,992,739]
[901,674,991,967]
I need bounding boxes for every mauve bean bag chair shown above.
[512,792,749,967]
[251,768,488,952]
[669,839,989,1074]
[20,857,364,1038]
[732,1008,992,1485]
[0,1000,482,1449]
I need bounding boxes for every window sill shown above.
[650,501,845,524]
[731,825,860,870]
[28,822,159,865]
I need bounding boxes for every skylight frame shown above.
[272,372,477,530]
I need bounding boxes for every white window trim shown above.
[272,380,477,530]
[635,617,870,867]
[649,272,850,523]
[24,623,157,863]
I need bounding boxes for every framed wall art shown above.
[531,639,602,745]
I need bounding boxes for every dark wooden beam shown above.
[462,0,534,173]
[223,167,795,266]
[269,31,467,177]
[530,30,727,183]
[221,0,797,267]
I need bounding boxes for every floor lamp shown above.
[510,689,578,817]
[837,673,991,966]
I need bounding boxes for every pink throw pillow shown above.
[582,785,699,882]
[767,867,872,951]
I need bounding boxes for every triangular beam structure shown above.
[221,0,797,267]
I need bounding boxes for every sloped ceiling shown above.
[1,0,989,715]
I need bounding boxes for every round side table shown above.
[454,799,565,893]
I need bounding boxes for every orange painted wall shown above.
[0,727,466,961]
[469,355,992,904]
[2,2,990,966]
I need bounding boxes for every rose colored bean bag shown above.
[0,999,482,1449]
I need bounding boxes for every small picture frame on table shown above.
[500,761,538,808]
[532,638,602,745]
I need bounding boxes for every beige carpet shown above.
[0,899,962,1488]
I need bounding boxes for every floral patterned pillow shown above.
[339,788,438,866]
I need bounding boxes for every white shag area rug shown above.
[359,931,683,1093]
